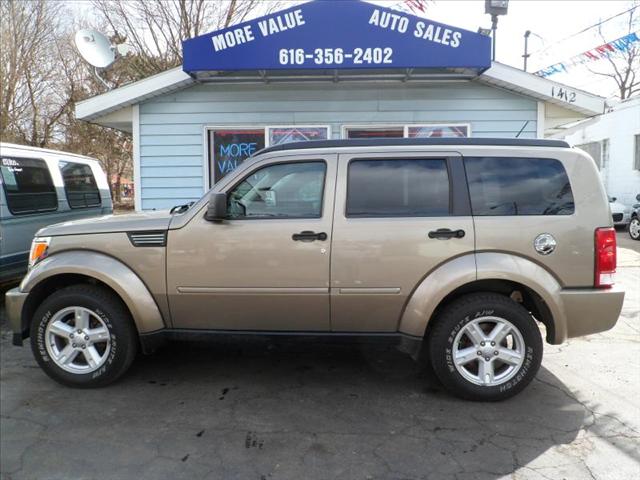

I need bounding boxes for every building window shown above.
[464,157,574,216]
[601,139,609,170]
[346,158,450,217]
[267,126,330,146]
[635,134,640,170]
[576,141,602,170]
[344,126,404,139]
[208,128,266,184]
[407,124,469,138]
[343,124,470,139]
[0,157,57,215]
[59,161,101,209]
[227,161,326,219]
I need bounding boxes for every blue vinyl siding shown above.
[138,83,537,210]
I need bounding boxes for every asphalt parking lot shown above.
[1,232,638,480]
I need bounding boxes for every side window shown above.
[346,159,450,217]
[464,157,575,216]
[59,161,101,209]
[0,157,57,215]
[227,161,326,219]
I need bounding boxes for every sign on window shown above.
[208,129,265,184]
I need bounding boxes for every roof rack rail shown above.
[257,137,570,155]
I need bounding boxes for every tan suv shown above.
[5,138,625,401]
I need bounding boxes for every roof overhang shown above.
[478,62,605,116]
[76,61,605,131]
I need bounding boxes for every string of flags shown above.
[392,0,429,17]
[536,31,640,77]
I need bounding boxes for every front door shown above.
[167,154,336,331]
[330,152,476,332]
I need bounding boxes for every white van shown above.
[0,143,113,283]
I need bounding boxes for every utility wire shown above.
[530,4,638,56]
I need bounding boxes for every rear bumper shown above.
[558,287,625,341]
[5,288,28,346]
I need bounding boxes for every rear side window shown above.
[59,161,101,209]
[347,159,450,217]
[0,157,57,215]
[464,157,574,216]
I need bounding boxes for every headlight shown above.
[29,237,51,268]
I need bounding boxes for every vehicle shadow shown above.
[110,339,590,479]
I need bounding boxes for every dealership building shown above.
[76,0,606,211]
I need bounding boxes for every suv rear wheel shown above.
[30,285,137,388]
[428,293,543,401]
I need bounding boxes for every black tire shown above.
[629,217,640,241]
[30,284,138,388]
[428,292,543,401]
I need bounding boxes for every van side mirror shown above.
[611,197,617,202]
[205,192,227,221]
[636,194,640,202]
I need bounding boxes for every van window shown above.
[346,159,450,217]
[464,157,574,216]
[59,161,101,209]
[227,161,326,219]
[0,157,57,215]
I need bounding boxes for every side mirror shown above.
[204,192,227,221]
[636,194,640,202]
[611,197,617,202]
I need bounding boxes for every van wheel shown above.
[30,285,137,388]
[428,293,542,401]
[629,217,640,240]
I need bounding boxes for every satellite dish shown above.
[74,29,115,69]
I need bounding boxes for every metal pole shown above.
[491,15,498,61]
[523,30,531,71]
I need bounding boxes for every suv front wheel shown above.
[30,284,138,388]
[428,293,543,401]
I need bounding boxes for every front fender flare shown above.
[20,251,165,334]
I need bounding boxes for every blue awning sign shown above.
[182,0,491,73]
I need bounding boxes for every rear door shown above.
[330,151,475,332]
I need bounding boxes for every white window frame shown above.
[341,123,472,139]
[203,124,332,187]
[266,125,332,147]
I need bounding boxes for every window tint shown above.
[227,162,325,219]
[0,157,57,215]
[346,159,450,217]
[464,157,574,216]
[59,161,101,209]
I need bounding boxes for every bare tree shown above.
[0,0,72,146]
[588,4,640,99]
[91,0,283,79]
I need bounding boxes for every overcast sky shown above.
[373,0,637,99]
[69,0,637,99]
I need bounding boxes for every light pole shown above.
[523,30,531,71]
[485,0,509,61]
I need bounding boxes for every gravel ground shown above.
[1,236,638,480]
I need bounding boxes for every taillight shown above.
[594,227,616,288]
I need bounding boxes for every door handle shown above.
[292,231,328,242]
[428,228,465,240]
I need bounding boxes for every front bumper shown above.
[613,212,631,226]
[559,287,625,340]
[5,288,28,346]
